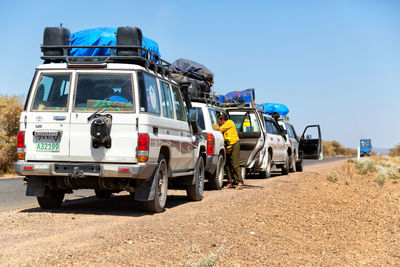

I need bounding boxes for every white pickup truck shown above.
[15,26,206,213]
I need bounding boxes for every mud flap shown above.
[134,174,157,201]
[26,177,46,197]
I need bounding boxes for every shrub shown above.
[0,95,23,174]
[323,140,357,157]
[355,158,375,175]
[326,171,339,183]
[389,143,400,157]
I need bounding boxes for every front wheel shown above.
[94,189,112,199]
[296,158,304,172]
[208,155,224,190]
[281,153,290,175]
[139,155,168,213]
[37,189,65,209]
[289,153,296,173]
[187,157,205,201]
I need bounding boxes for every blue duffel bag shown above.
[224,88,255,105]
[261,103,289,116]
[69,27,161,61]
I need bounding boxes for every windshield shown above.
[32,73,71,111]
[229,111,260,133]
[74,73,134,112]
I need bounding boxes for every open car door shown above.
[299,125,322,160]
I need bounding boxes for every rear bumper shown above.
[15,160,158,179]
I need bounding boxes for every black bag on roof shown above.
[170,58,214,84]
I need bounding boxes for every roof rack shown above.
[190,92,220,106]
[40,44,171,76]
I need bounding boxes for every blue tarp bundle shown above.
[260,103,289,116]
[69,27,161,61]
[224,89,255,105]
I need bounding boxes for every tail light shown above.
[207,133,215,155]
[137,133,149,162]
[17,131,25,160]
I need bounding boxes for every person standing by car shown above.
[218,114,243,190]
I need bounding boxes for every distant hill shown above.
[372,147,390,155]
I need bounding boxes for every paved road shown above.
[0,157,347,212]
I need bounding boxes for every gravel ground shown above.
[0,159,399,266]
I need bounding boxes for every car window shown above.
[74,73,134,112]
[230,111,260,133]
[208,108,217,125]
[290,125,298,139]
[265,119,278,135]
[160,81,174,119]
[138,72,160,114]
[285,123,294,138]
[189,108,205,131]
[32,73,71,111]
[172,86,187,121]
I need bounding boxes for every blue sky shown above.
[0,0,399,148]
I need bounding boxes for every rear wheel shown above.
[94,189,112,199]
[37,189,65,209]
[281,153,290,175]
[289,153,296,173]
[240,167,246,185]
[187,157,205,201]
[260,153,272,178]
[208,155,224,190]
[296,158,304,172]
[140,155,168,213]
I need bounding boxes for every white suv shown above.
[15,26,206,213]
[276,115,323,168]
[190,102,226,190]
[226,107,289,179]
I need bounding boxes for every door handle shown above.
[166,130,170,135]
[153,127,158,135]
[53,116,66,121]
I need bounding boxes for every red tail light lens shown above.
[138,133,149,151]
[17,131,25,148]
[207,133,215,155]
[138,133,150,163]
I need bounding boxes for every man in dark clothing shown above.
[218,114,243,190]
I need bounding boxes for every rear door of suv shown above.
[228,109,265,168]
[69,70,138,163]
[24,70,72,162]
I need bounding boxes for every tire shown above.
[140,155,168,213]
[260,153,272,178]
[281,152,290,175]
[186,157,205,201]
[296,158,304,172]
[208,155,224,190]
[37,189,65,209]
[240,167,246,185]
[94,189,112,199]
[289,153,296,173]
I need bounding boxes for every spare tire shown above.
[116,27,143,57]
[43,27,71,56]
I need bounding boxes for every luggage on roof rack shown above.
[170,58,214,84]
[40,26,169,75]
[260,103,289,116]
[223,89,255,107]
[171,74,214,102]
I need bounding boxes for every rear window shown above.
[32,73,71,111]
[189,108,205,131]
[74,73,134,112]
[229,111,260,133]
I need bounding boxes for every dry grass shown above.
[0,95,23,175]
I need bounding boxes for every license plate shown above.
[36,142,60,152]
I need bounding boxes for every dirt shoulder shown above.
[0,159,399,266]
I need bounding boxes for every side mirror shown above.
[190,120,201,135]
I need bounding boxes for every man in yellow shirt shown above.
[218,114,243,190]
